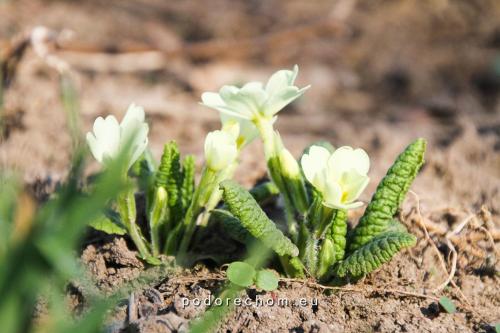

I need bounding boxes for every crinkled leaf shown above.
[336,231,416,278]
[326,209,348,263]
[249,181,280,204]
[180,155,195,214]
[220,180,299,257]
[227,261,256,287]
[212,209,252,244]
[255,270,279,291]
[155,141,183,223]
[349,138,426,252]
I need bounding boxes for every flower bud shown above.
[204,130,238,171]
[278,148,301,178]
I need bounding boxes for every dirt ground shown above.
[1,0,499,332]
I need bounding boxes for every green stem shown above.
[254,116,275,160]
[254,116,299,239]
[177,167,217,257]
[315,205,334,238]
[118,189,151,259]
[199,161,238,227]
[149,187,168,256]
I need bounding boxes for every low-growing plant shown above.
[86,66,425,284]
[86,105,244,264]
[200,66,426,282]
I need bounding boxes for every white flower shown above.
[201,65,309,121]
[204,130,238,171]
[301,145,370,210]
[220,113,259,148]
[86,104,149,169]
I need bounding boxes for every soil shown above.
[1,0,499,332]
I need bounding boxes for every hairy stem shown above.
[254,116,298,239]
[177,167,217,257]
[118,189,151,259]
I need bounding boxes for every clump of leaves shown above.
[217,139,425,281]
[84,67,426,288]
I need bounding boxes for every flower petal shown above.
[301,145,331,186]
[263,85,309,117]
[340,170,370,203]
[125,123,149,168]
[86,132,102,162]
[92,115,120,160]
[351,148,370,175]
[328,146,370,181]
[322,181,343,208]
[121,104,145,141]
[219,85,258,119]
[201,92,225,106]
[220,113,258,146]
[265,65,299,96]
[324,200,364,210]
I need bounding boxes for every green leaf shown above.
[335,231,417,278]
[180,155,195,214]
[144,256,162,266]
[348,138,426,252]
[255,270,279,291]
[327,209,348,263]
[303,235,318,275]
[494,323,500,333]
[155,141,183,223]
[439,296,456,314]
[212,209,252,244]
[386,219,408,233]
[226,261,256,287]
[88,212,127,235]
[249,181,280,204]
[220,180,299,257]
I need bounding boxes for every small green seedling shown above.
[255,269,279,291]
[439,296,457,314]
[226,262,256,288]
[226,261,279,291]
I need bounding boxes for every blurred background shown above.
[1,0,499,217]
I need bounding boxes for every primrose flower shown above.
[86,104,149,169]
[220,113,259,148]
[204,130,238,171]
[201,65,309,122]
[301,145,370,210]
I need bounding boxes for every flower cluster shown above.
[84,65,374,269]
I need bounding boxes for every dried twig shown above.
[408,191,450,283]
[280,277,440,302]
[434,238,457,292]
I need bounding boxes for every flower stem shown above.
[177,167,217,258]
[199,161,238,227]
[118,189,151,259]
[149,187,168,256]
[254,116,299,239]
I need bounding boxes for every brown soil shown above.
[1,0,499,332]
